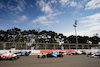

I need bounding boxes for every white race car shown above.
[0,52,19,60]
[87,52,100,58]
[67,50,86,55]
[10,51,31,56]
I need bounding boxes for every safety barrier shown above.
[0,49,99,55]
[0,50,75,55]
[0,50,40,55]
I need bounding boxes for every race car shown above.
[0,52,19,60]
[67,50,86,55]
[13,51,31,56]
[37,51,64,58]
[16,51,31,56]
[67,51,78,55]
[87,52,100,58]
[81,51,86,55]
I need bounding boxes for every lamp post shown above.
[73,20,78,49]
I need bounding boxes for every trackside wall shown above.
[0,50,40,55]
[0,50,75,55]
[0,49,99,55]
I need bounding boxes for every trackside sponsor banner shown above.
[40,50,75,53]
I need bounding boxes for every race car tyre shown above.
[17,55,20,58]
[11,57,15,61]
[47,54,51,57]
[37,55,40,58]
[42,55,47,58]
[14,56,17,60]
[25,53,29,56]
[57,54,63,57]
[0,57,1,60]
[61,54,64,57]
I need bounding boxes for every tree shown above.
[78,36,89,44]
[89,36,100,44]
[68,35,76,43]
[1,27,100,45]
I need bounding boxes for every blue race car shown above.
[21,51,31,56]
[14,51,31,56]
[38,51,64,58]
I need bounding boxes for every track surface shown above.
[0,55,100,67]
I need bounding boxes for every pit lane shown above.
[0,55,100,67]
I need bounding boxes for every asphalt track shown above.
[0,55,100,67]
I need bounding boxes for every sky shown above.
[0,0,100,37]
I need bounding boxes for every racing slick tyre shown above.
[61,54,64,57]
[59,54,64,57]
[42,55,47,58]
[17,55,20,58]
[25,53,29,56]
[37,55,40,58]
[57,54,63,57]
[14,56,17,60]
[11,57,15,61]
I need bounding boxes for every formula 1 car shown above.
[67,51,78,55]
[0,52,19,60]
[87,52,94,57]
[67,50,86,55]
[87,52,100,58]
[81,51,86,55]
[14,51,31,56]
[38,51,64,58]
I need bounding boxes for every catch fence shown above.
[0,42,100,50]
